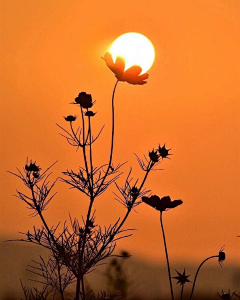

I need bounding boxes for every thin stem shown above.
[70,122,82,147]
[160,211,174,300]
[94,80,118,197]
[88,115,94,190]
[181,284,184,300]
[76,82,118,299]
[115,162,153,233]
[30,187,56,245]
[56,258,64,300]
[189,255,218,300]
[80,107,91,185]
[30,185,76,286]
[76,108,92,300]
[90,162,154,265]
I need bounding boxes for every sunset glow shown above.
[1,1,239,298]
[109,32,155,73]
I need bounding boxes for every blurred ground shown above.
[1,238,239,300]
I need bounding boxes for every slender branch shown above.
[160,211,174,300]
[115,161,153,233]
[90,162,154,265]
[189,255,218,300]
[30,186,56,247]
[94,80,119,197]
[56,258,64,300]
[70,122,82,148]
[88,115,94,190]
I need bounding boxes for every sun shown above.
[109,32,155,74]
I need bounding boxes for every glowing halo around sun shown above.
[109,32,155,74]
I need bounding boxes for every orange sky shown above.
[1,0,239,283]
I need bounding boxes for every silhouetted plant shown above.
[142,194,183,300]
[8,53,174,300]
[8,49,230,300]
[172,269,191,300]
[189,246,226,300]
[142,194,227,300]
[216,289,240,299]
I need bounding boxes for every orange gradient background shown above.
[0,0,239,297]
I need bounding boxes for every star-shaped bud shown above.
[149,149,160,163]
[172,268,191,286]
[158,144,171,159]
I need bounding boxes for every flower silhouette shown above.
[64,115,77,122]
[75,92,93,108]
[85,111,96,117]
[218,246,226,267]
[158,144,171,159]
[25,161,40,173]
[142,195,183,212]
[172,269,191,286]
[102,52,149,85]
[149,150,160,163]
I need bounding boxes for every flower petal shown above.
[168,200,183,208]
[102,52,116,74]
[142,195,161,210]
[120,65,149,85]
[114,56,125,77]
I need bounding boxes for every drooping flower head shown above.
[218,245,226,267]
[172,269,191,286]
[102,52,149,85]
[142,195,183,212]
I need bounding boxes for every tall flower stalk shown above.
[160,211,174,300]
[142,194,183,300]
[75,80,119,300]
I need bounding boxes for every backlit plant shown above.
[8,50,230,300]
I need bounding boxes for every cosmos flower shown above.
[142,195,183,212]
[172,269,191,286]
[75,92,93,109]
[64,115,77,122]
[102,52,149,85]
[85,111,96,117]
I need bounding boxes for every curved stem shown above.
[94,80,118,197]
[189,255,218,300]
[160,211,174,300]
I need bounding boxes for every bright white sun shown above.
[109,32,155,74]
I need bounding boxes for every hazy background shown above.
[1,0,239,298]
